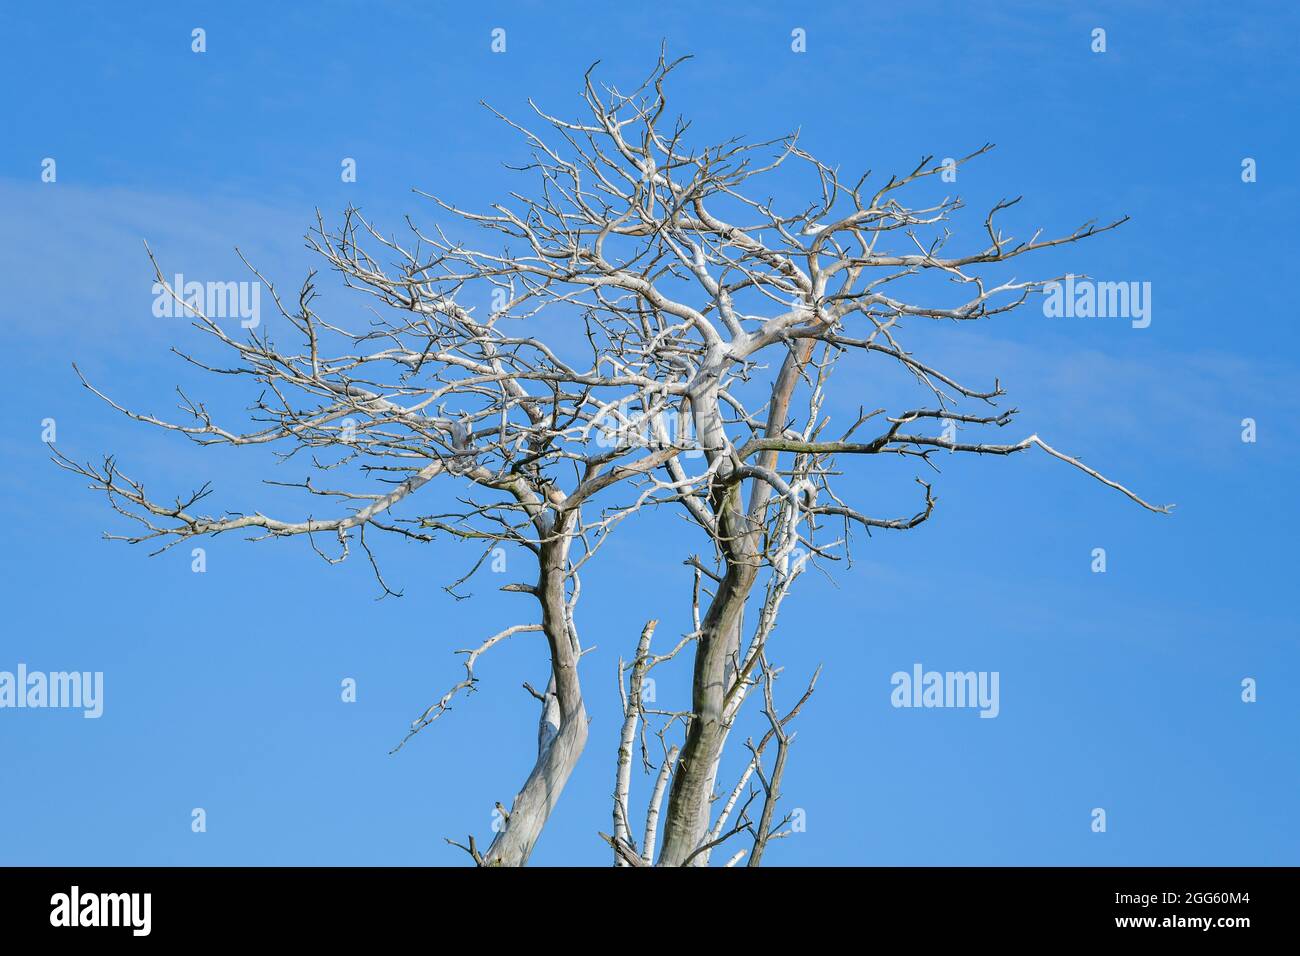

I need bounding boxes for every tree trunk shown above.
[483,515,587,865]
[656,345,811,866]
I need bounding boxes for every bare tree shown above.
[55,51,1169,867]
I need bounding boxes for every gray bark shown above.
[483,516,587,866]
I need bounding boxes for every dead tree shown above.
[55,51,1169,866]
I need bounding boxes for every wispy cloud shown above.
[0,178,312,350]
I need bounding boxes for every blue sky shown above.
[1,1,1297,866]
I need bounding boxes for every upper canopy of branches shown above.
[54,50,1169,600]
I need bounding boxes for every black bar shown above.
[0,866,1287,941]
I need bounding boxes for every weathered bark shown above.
[613,620,658,864]
[656,344,813,866]
[483,516,587,866]
[655,565,753,865]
